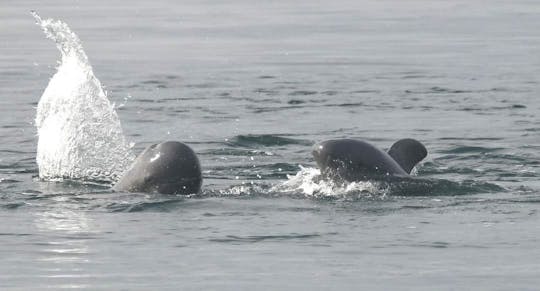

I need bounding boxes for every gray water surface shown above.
[1,0,540,290]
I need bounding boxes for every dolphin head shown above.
[114,141,202,194]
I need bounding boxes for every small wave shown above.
[434,151,533,167]
[141,80,167,85]
[1,202,26,210]
[386,178,505,196]
[323,102,365,108]
[289,90,318,96]
[439,137,503,141]
[288,99,306,105]
[405,86,474,94]
[418,162,482,175]
[0,232,33,237]
[107,197,187,213]
[253,88,279,95]
[200,148,276,157]
[209,233,321,244]
[440,146,503,154]
[226,134,312,148]
[251,106,305,113]
[0,178,22,183]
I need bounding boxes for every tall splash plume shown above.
[32,11,134,183]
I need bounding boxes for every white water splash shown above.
[218,184,268,196]
[273,166,387,198]
[33,11,134,183]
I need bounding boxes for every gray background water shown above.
[1,0,540,290]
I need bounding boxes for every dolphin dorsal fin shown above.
[387,139,427,174]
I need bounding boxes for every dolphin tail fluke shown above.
[387,139,427,174]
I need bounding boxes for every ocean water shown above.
[1,0,540,290]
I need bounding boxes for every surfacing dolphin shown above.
[312,138,427,182]
[114,141,202,194]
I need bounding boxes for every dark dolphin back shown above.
[312,139,408,180]
[387,139,427,174]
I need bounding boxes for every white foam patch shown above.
[273,166,387,198]
[33,12,134,183]
[218,184,266,196]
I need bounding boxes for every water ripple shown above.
[209,233,323,244]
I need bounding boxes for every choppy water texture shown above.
[1,1,540,290]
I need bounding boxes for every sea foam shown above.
[273,166,387,198]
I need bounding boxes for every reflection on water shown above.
[35,208,90,234]
[33,194,93,288]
